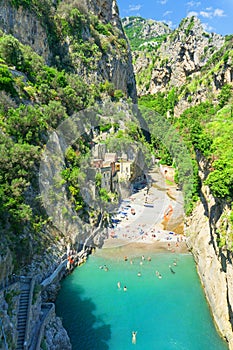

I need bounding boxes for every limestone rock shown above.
[129,16,224,96]
[186,163,233,348]
[43,316,72,350]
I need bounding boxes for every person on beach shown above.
[132,331,137,344]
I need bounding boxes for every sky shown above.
[117,0,233,35]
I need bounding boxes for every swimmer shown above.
[137,272,141,277]
[123,286,127,292]
[124,256,128,261]
[117,281,121,289]
[148,256,151,261]
[141,255,145,261]
[132,331,137,344]
[169,265,175,274]
[140,261,143,266]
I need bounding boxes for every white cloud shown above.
[128,4,142,12]
[200,11,212,18]
[163,10,172,17]
[158,0,168,5]
[199,8,225,19]
[186,1,201,8]
[187,11,198,17]
[213,8,225,17]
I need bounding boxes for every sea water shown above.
[56,248,228,350]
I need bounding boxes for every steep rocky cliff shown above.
[123,16,233,118]
[186,156,233,349]
[0,0,137,101]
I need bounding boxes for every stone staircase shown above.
[16,278,31,350]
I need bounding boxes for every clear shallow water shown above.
[56,249,228,350]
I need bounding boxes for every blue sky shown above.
[117,0,233,35]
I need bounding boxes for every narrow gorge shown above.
[0,1,232,349]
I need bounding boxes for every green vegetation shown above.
[61,144,89,214]
[184,16,195,36]
[0,29,127,267]
[123,17,169,51]
[205,104,233,200]
[139,89,233,221]
[139,88,178,116]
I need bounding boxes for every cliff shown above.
[0,0,137,101]
[123,16,233,114]
[186,156,233,349]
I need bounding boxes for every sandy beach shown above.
[103,166,189,254]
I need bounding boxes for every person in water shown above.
[123,286,127,291]
[132,331,137,344]
[169,265,175,274]
[117,281,121,289]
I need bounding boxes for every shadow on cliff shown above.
[56,283,111,350]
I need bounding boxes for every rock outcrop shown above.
[186,157,233,349]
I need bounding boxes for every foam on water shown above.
[56,248,228,350]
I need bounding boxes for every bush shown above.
[0,66,16,95]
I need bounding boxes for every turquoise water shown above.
[56,249,228,350]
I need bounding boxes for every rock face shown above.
[83,0,122,27]
[185,158,233,349]
[43,316,72,350]
[0,0,137,101]
[0,248,13,285]
[78,0,137,101]
[153,17,223,90]
[128,16,225,96]
[0,0,51,61]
